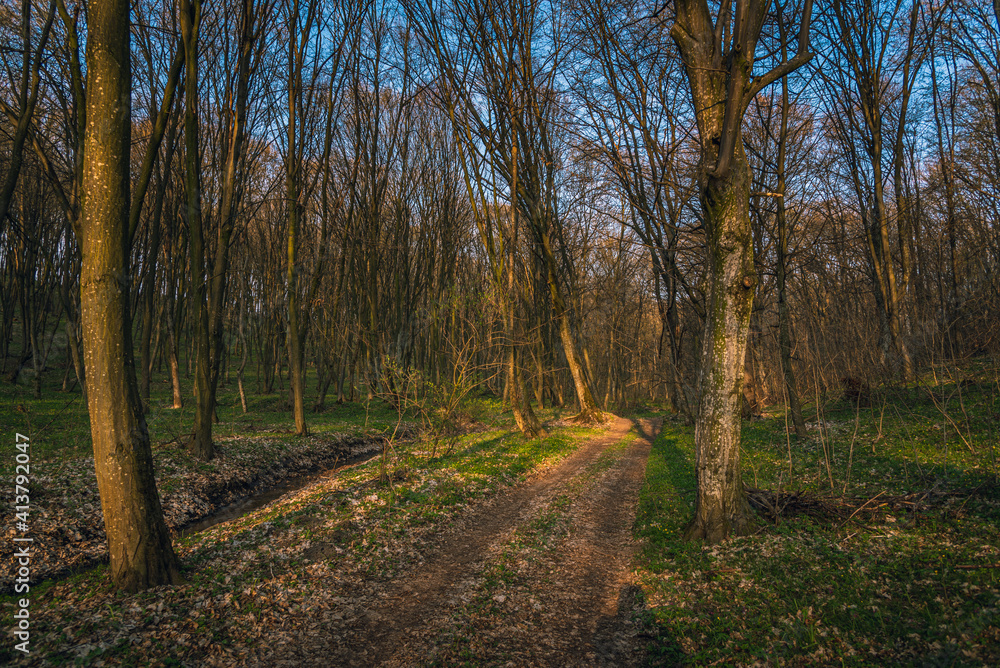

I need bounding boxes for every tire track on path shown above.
[274,416,658,667]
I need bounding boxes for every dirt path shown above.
[272,416,658,667]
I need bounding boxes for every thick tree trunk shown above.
[685,146,756,543]
[80,0,181,591]
[669,0,815,543]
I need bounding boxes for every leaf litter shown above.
[2,418,660,667]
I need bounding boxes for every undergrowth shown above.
[635,365,1000,666]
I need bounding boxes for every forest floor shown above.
[0,425,403,590]
[1,407,661,666]
[634,361,1000,665]
[3,358,1000,665]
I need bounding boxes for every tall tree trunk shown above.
[286,0,308,436]
[207,0,256,427]
[671,0,814,543]
[80,0,181,591]
[686,144,756,542]
[181,0,214,459]
[537,227,600,422]
[890,0,922,381]
[774,57,807,439]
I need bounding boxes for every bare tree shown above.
[407,0,603,423]
[570,0,701,419]
[180,0,216,457]
[666,0,814,541]
[817,0,930,378]
[79,0,181,591]
[0,0,56,233]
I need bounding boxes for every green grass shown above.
[634,367,1000,666]
[0,340,431,477]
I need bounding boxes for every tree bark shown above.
[286,0,309,436]
[181,0,214,459]
[685,143,756,542]
[80,0,181,591]
[671,0,813,542]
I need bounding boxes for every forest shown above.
[1,0,999,664]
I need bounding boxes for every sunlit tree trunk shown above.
[80,0,181,591]
[686,138,757,542]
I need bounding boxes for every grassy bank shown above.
[634,368,1000,665]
